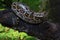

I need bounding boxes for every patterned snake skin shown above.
[11,2,48,24]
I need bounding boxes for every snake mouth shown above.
[11,2,48,24]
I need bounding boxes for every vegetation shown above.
[0,24,37,40]
[0,0,49,12]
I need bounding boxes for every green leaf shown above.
[19,32,28,40]
[25,36,37,40]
